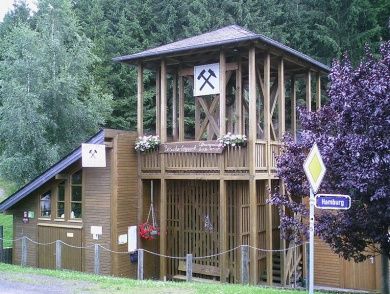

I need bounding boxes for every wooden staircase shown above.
[260,244,303,285]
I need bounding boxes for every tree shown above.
[0,0,112,185]
[271,42,390,293]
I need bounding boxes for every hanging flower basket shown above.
[135,135,160,152]
[218,132,247,148]
[139,222,160,240]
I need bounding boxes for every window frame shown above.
[39,190,52,219]
[70,169,83,220]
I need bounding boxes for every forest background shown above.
[0,0,389,188]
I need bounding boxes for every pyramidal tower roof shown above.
[114,25,329,72]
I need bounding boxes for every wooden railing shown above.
[224,145,249,172]
[255,140,267,171]
[140,150,160,172]
[140,141,282,174]
[284,240,302,285]
[165,152,219,172]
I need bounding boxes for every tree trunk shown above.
[382,254,389,294]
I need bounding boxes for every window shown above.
[40,191,51,218]
[70,170,82,219]
[57,181,65,218]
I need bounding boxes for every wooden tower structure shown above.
[115,25,329,285]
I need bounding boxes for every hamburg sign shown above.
[315,194,351,210]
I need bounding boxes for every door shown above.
[38,225,82,271]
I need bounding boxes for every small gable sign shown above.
[194,63,220,96]
[82,143,106,167]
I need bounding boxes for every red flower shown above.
[139,222,160,240]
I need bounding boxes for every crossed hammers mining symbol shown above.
[197,69,216,91]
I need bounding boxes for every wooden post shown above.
[316,73,321,111]
[306,71,312,111]
[278,58,285,139]
[156,67,161,136]
[137,62,144,136]
[137,178,143,251]
[195,97,200,139]
[178,76,184,141]
[186,253,193,282]
[219,179,227,282]
[241,245,249,284]
[279,181,286,286]
[264,54,271,169]
[137,249,144,280]
[220,51,226,136]
[291,76,297,141]
[172,73,178,141]
[159,179,167,280]
[248,47,258,285]
[94,244,100,274]
[160,60,167,143]
[21,236,27,266]
[235,58,243,134]
[266,179,273,286]
[55,240,61,270]
[0,226,3,263]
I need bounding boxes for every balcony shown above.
[140,140,281,176]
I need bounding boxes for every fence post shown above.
[241,245,249,284]
[137,249,144,280]
[21,236,27,266]
[94,244,100,274]
[55,240,62,270]
[0,226,3,263]
[186,254,192,282]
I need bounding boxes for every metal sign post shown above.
[303,143,327,294]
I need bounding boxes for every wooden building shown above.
[0,129,139,277]
[0,25,384,292]
[114,25,329,285]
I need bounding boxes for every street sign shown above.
[315,194,351,210]
[303,143,326,193]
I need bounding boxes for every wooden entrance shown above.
[38,225,82,271]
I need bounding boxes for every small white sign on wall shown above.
[118,234,128,245]
[82,144,106,167]
[194,63,220,96]
[91,226,102,240]
[128,226,137,253]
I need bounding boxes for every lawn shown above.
[0,263,309,294]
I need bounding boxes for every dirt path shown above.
[0,271,194,294]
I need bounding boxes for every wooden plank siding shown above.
[83,148,112,275]
[111,132,139,278]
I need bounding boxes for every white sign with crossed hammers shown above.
[82,143,106,167]
[194,63,220,96]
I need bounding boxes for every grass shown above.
[0,178,16,248]
[0,263,309,294]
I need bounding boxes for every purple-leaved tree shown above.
[271,42,390,293]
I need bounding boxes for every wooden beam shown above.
[219,179,227,282]
[195,97,200,139]
[264,54,271,143]
[137,63,144,136]
[198,97,219,138]
[266,179,273,286]
[291,76,297,141]
[156,68,161,136]
[248,46,258,285]
[220,51,226,135]
[178,76,184,141]
[159,179,167,280]
[55,174,67,180]
[316,72,321,111]
[160,60,167,143]
[306,71,311,111]
[249,179,257,285]
[278,58,285,139]
[179,62,238,77]
[172,73,178,140]
[279,180,286,286]
[235,58,243,134]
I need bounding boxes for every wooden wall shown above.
[83,148,112,275]
[111,132,138,278]
[12,196,38,266]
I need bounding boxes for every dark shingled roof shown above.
[0,130,105,212]
[113,25,330,72]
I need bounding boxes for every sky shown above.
[0,0,37,22]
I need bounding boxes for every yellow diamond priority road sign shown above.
[303,143,326,193]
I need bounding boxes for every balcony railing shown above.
[140,141,281,174]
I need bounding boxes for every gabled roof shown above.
[113,25,330,72]
[0,130,105,212]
